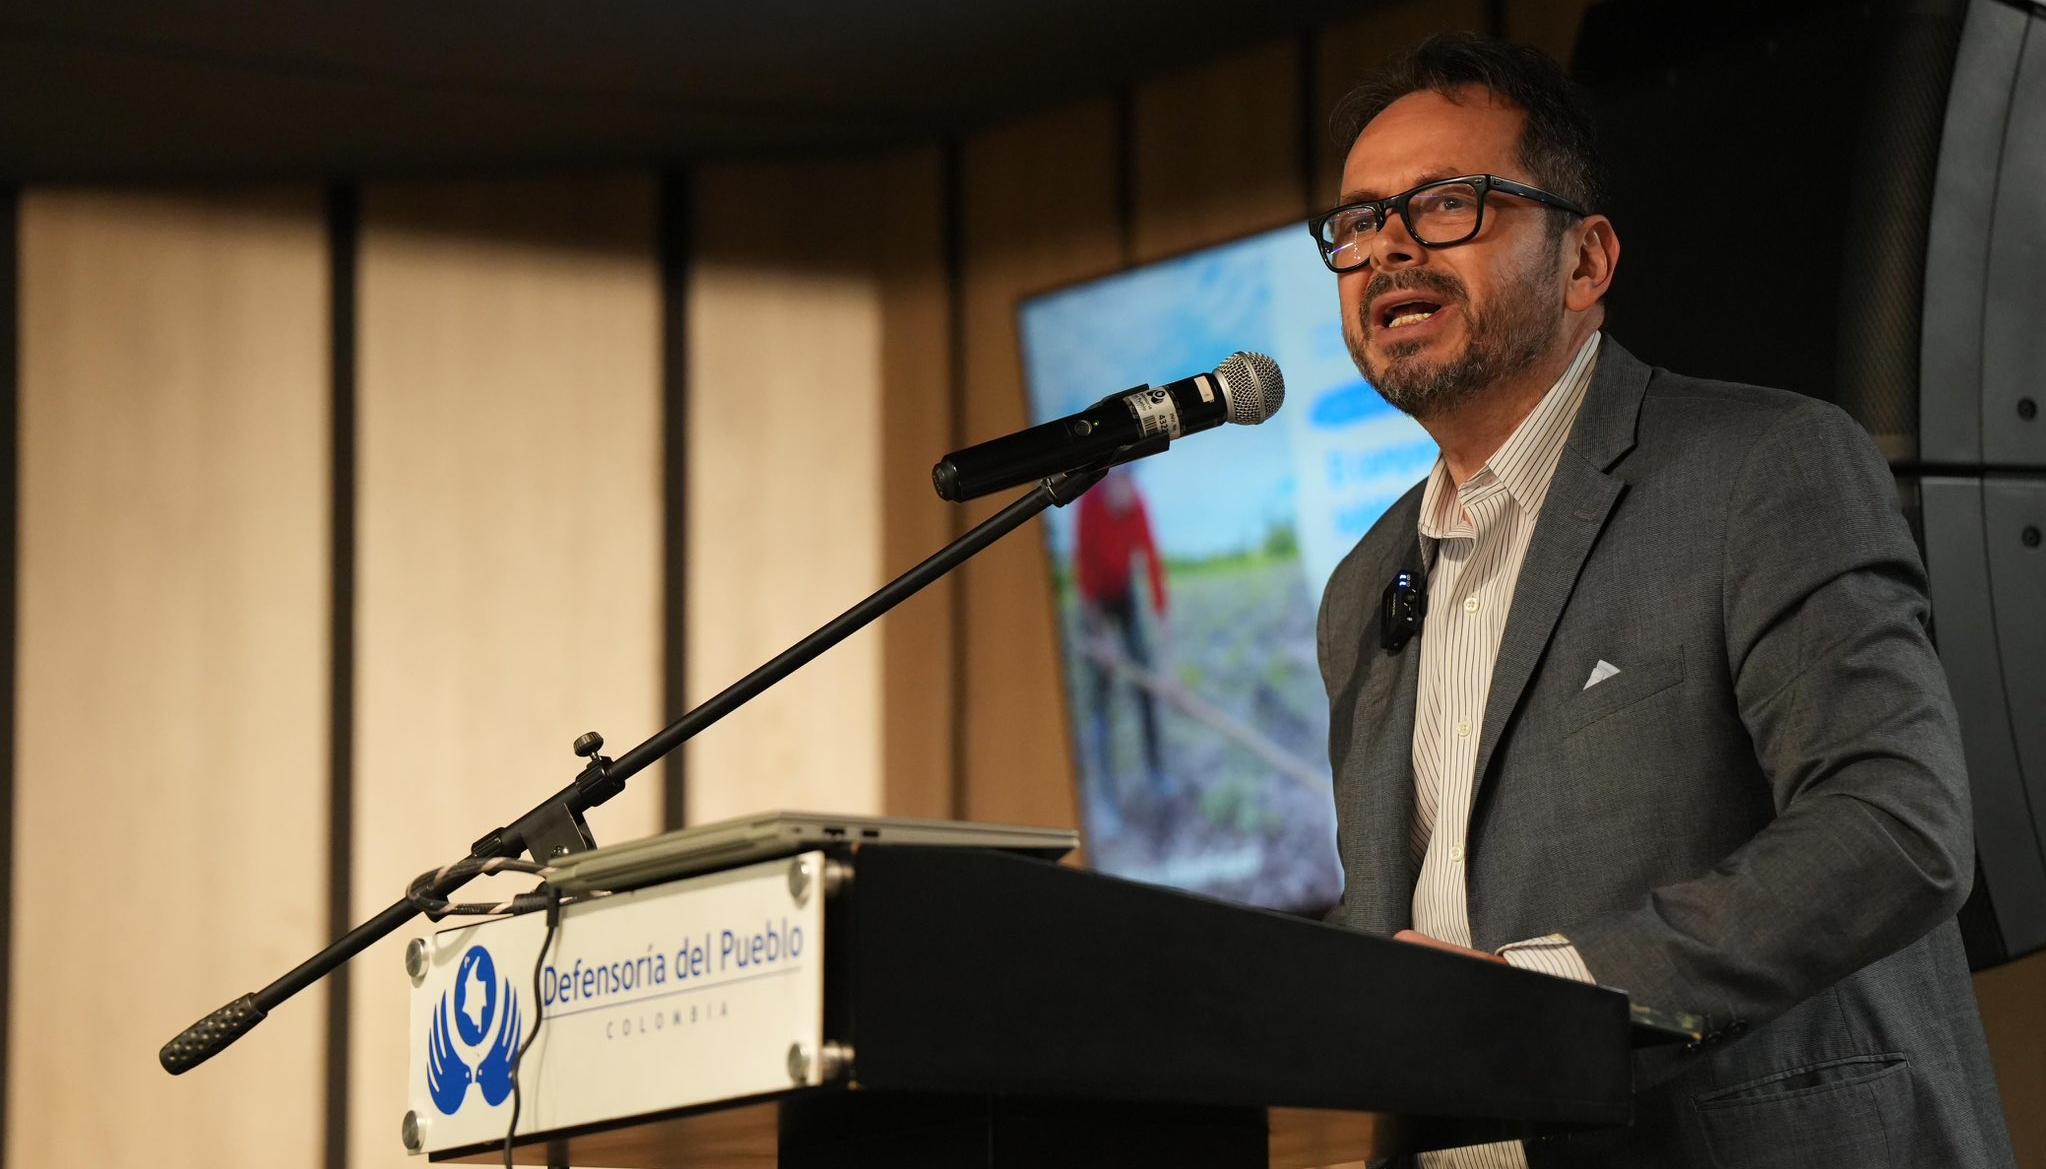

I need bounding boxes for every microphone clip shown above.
[1380,570,1426,652]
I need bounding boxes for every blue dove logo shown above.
[426,945,524,1116]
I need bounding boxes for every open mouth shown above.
[1379,298,1445,329]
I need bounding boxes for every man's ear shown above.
[1564,214,1620,313]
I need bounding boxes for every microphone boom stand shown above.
[161,464,1113,1075]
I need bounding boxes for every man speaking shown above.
[1312,33,2015,1168]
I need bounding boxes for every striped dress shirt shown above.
[1411,332,1600,1169]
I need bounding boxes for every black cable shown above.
[505,885,562,1168]
[399,853,595,1164]
[405,856,552,920]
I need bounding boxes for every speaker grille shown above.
[1835,1,1967,462]
[1579,0,1966,465]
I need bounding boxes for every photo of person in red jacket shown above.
[1074,468,1170,823]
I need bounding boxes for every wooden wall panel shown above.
[12,189,329,1168]
[1312,0,1490,199]
[1977,952,2046,1166]
[681,151,952,827]
[0,186,12,1169]
[685,161,894,823]
[1132,37,1306,262]
[350,175,663,1169]
[957,102,1122,830]
[1508,0,1596,66]
[873,148,958,820]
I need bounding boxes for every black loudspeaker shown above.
[1576,0,2046,969]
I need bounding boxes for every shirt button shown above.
[1448,845,1465,863]
[1456,719,1472,737]
[1463,596,1480,613]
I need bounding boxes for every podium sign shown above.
[401,845,1637,1167]
[405,852,828,1156]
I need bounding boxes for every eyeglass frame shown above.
[1307,173,1591,273]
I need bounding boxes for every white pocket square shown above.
[1584,660,1621,690]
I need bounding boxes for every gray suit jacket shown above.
[1317,338,2015,1168]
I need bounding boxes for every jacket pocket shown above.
[1559,646,1686,736]
[1691,1052,1908,1169]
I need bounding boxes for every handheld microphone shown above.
[931,351,1285,502]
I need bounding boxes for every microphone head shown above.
[1215,351,1284,424]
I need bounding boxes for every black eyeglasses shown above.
[1308,174,1589,273]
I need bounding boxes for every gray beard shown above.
[1349,247,1562,421]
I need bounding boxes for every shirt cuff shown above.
[1497,934,1597,983]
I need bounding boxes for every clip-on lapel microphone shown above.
[1380,570,1426,652]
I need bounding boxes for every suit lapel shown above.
[1333,492,1425,936]
[1351,610,1423,935]
[1469,339,1651,798]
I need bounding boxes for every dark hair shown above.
[1331,32,1605,215]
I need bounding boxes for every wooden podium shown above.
[404,845,1637,1167]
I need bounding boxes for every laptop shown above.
[542,810,1078,895]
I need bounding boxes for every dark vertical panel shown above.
[322,181,357,1169]
[0,185,19,1169]
[660,170,691,832]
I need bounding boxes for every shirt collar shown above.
[1416,331,1602,544]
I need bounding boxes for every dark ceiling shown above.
[0,2,1362,183]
